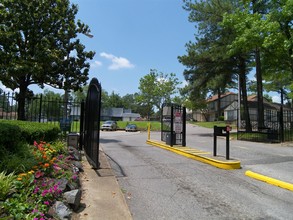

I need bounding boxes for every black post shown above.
[213,126,217,156]
[38,94,43,122]
[182,107,186,146]
[226,130,230,160]
[280,89,284,142]
[79,100,85,150]
[170,105,174,147]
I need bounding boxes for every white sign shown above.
[174,111,182,134]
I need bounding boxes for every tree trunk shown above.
[239,56,252,132]
[217,89,221,121]
[17,83,28,120]
[255,47,264,128]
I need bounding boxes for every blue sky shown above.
[0,0,281,103]
[69,0,195,96]
[1,0,195,96]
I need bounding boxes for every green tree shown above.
[0,0,95,120]
[72,85,89,102]
[121,93,140,111]
[101,90,110,109]
[179,1,243,119]
[107,91,123,108]
[137,69,181,116]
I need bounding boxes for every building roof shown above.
[207,92,237,102]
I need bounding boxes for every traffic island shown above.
[146,139,241,170]
[245,170,293,191]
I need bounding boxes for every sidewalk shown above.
[73,149,132,220]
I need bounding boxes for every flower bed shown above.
[0,141,82,219]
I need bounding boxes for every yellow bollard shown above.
[147,123,151,140]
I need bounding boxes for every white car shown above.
[101,121,117,131]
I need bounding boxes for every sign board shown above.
[174,111,182,134]
[60,118,71,131]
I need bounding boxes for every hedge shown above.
[0,120,61,147]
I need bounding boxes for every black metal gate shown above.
[161,103,186,146]
[82,78,102,168]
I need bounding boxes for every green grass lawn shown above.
[116,121,161,131]
[190,121,238,139]
[190,121,236,129]
[69,121,162,132]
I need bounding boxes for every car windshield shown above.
[104,121,113,124]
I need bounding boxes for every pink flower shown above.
[41,189,49,197]
[53,164,61,171]
[33,187,39,194]
[44,201,50,205]
[35,170,44,179]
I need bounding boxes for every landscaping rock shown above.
[72,165,79,174]
[48,201,72,220]
[57,178,69,192]
[71,161,84,172]
[67,181,79,191]
[63,189,82,211]
[68,146,81,161]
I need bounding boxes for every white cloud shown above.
[91,60,102,68]
[272,95,281,103]
[100,52,134,70]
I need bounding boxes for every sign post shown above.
[213,125,232,160]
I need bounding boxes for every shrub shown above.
[0,171,16,201]
[0,143,37,174]
[0,122,22,150]
[0,120,61,144]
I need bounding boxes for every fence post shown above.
[79,100,85,150]
[38,94,43,122]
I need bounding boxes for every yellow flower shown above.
[19,173,27,177]
[17,177,22,181]
[28,170,34,174]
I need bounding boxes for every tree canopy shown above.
[137,69,181,115]
[179,0,293,129]
[0,0,95,120]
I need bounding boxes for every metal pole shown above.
[238,74,241,129]
[182,107,186,146]
[213,126,217,156]
[79,100,85,150]
[226,130,230,160]
[170,105,174,147]
[38,94,43,122]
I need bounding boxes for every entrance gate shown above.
[82,78,102,168]
[161,103,186,146]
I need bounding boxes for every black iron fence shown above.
[0,91,82,133]
[237,109,293,143]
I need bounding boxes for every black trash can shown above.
[166,133,173,146]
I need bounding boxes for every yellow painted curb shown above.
[146,139,241,170]
[245,170,293,191]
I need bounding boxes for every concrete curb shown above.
[245,170,293,191]
[146,139,241,170]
